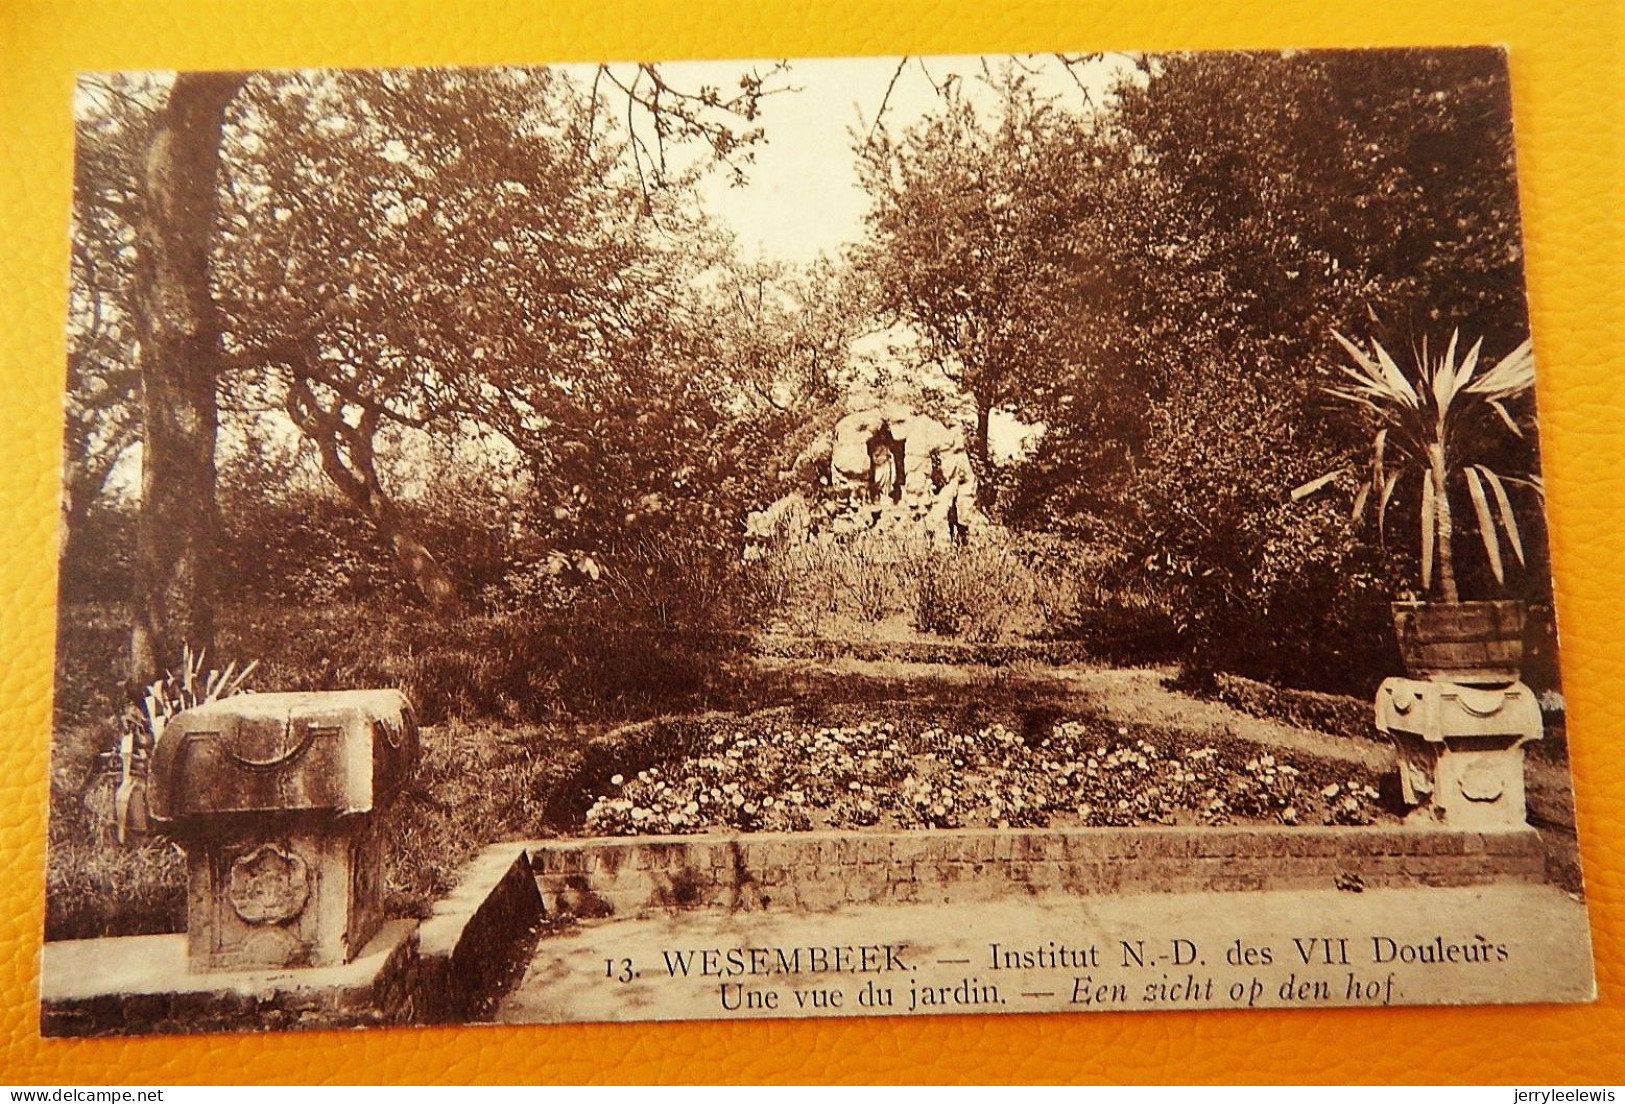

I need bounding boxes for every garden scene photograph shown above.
[42,47,1594,1035]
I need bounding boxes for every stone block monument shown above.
[1375,678,1541,830]
[149,689,419,971]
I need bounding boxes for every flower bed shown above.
[583,712,1389,836]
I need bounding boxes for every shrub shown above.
[744,529,915,631]
[743,537,838,633]
[108,647,258,841]
[830,537,903,624]
[747,523,1081,643]
[219,458,587,614]
[1103,372,1395,693]
[220,491,402,605]
[595,531,750,632]
[201,602,753,726]
[911,537,1039,643]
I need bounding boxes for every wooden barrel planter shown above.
[1391,600,1526,685]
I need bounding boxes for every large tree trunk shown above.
[129,72,244,686]
[323,450,463,617]
[286,380,462,616]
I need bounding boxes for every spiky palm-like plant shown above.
[112,646,258,843]
[1294,330,1540,602]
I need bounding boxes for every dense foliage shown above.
[853,49,1544,689]
[62,49,1549,695]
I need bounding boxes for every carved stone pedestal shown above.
[1375,678,1541,831]
[179,819,385,971]
[150,690,418,972]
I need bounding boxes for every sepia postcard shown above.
[42,46,1595,1037]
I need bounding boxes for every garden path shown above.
[749,655,1395,772]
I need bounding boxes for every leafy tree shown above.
[1010,49,1529,520]
[62,80,156,578]
[214,67,668,611]
[849,50,1534,682]
[72,62,782,669]
[1037,48,1537,684]
[1110,48,1526,373]
[1103,361,1393,688]
[697,253,872,414]
[853,65,1104,472]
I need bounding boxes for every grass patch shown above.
[45,835,186,941]
[382,719,583,917]
[46,717,185,940]
[1166,668,1376,743]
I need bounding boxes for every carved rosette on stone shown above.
[150,689,419,972]
[1374,678,1541,831]
[226,843,311,924]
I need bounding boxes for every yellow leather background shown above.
[2,0,1622,1085]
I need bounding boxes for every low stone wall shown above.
[416,846,547,1024]
[39,828,1550,1034]
[526,826,1546,918]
